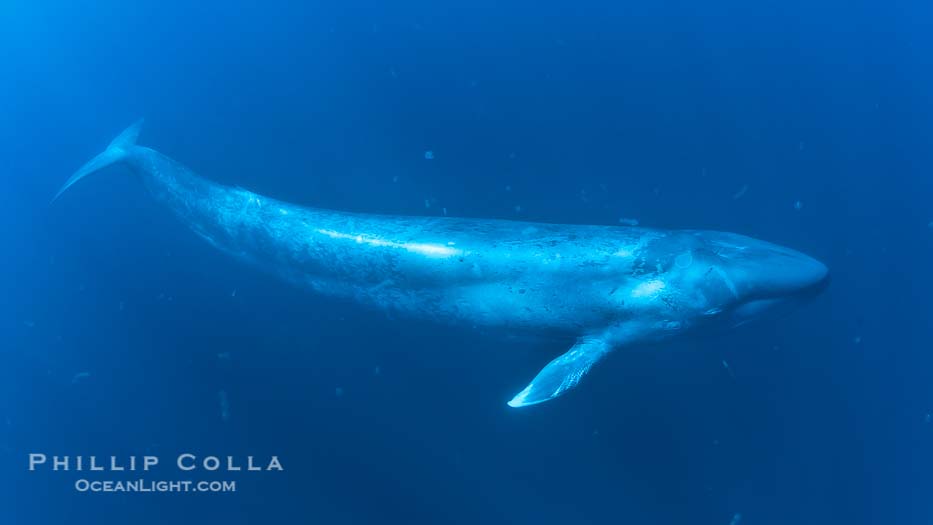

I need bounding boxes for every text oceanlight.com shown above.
[74,479,237,493]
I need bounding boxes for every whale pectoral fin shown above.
[507,337,612,408]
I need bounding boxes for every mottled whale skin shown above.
[55,121,829,407]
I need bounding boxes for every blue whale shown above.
[55,121,829,407]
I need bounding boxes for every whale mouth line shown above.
[743,268,831,305]
[800,271,831,298]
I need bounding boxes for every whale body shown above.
[55,121,829,407]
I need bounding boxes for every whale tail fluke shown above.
[52,119,144,203]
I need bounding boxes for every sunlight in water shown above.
[315,228,463,258]
[631,279,665,298]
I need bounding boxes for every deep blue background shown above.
[2,0,932,523]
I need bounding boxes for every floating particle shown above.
[799,141,805,151]
[925,413,931,424]
[700,167,708,177]
[732,184,749,200]
[927,220,933,229]
[335,387,344,398]
[729,513,742,525]
[508,152,516,160]
[424,199,431,209]
[794,200,803,210]
[389,67,398,79]
[505,185,512,192]
[424,150,434,160]
[722,360,736,379]
[392,175,399,183]
[618,217,639,226]
[230,288,237,298]
[218,390,230,421]
[853,336,862,344]
[118,301,125,311]
[442,207,448,216]
[71,372,91,385]
[514,205,522,213]
[217,352,231,361]
[374,366,381,376]
[23,320,35,329]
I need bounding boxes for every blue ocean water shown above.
[2,1,932,523]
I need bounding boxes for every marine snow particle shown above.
[218,390,231,421]
[794,200,803,210]
[732,184,748,200]
[335,387,344,398]
[424,150,434,160]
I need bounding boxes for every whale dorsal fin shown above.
[507,336,612,407]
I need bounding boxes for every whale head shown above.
[673,231,829,329]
